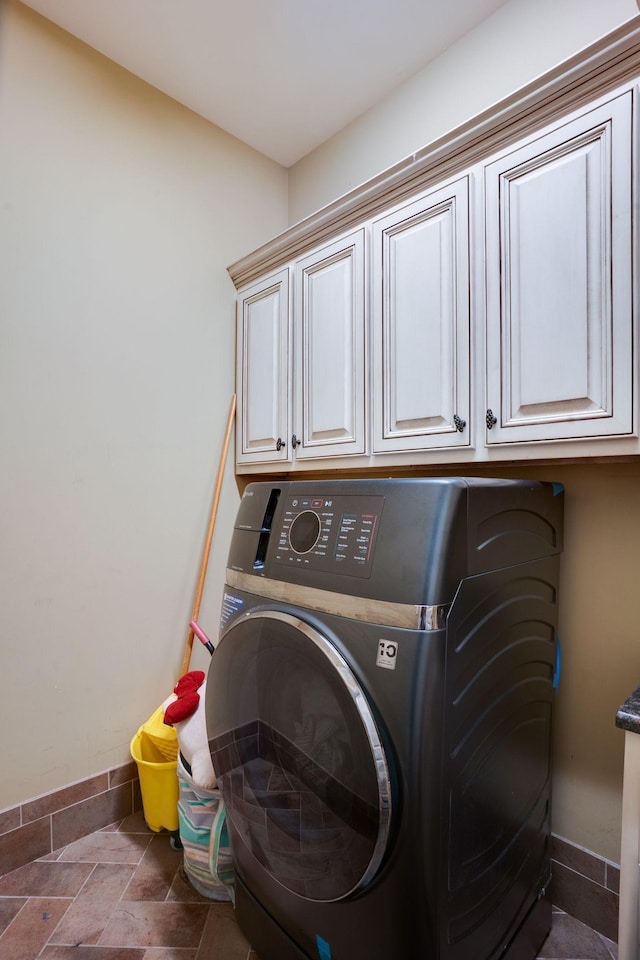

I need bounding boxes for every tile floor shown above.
[0,810,619,960]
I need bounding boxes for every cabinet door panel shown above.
[372,179,470,452]
[485,92,632,443]
[295,230,366,458]
[236,269,290,464]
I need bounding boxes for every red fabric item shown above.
[164,690,200,725]
[173,670,205,697]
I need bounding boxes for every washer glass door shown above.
[206,610,392,902]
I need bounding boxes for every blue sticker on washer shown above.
[316,934,332,960]
[220,592,245,630]
[553,636,562,691]
[552,482,564,496]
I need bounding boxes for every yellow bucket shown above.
[130,704,179,832]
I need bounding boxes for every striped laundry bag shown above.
[177,756,234,901]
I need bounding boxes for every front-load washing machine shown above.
[205,478,563,960]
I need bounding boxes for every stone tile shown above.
[0,896,26,934]
[552,835,606,885]
[49,863,136,946]
[41,947,146,959]
[548,861,619,943]
[110,761,138,788]
[117,811,153,834]
[0,896,71,960]
[606,863,620,895]
[0,815,51,876]
[196,902,252,960]
[52,784,134,850]
[0,859,94,897]
[0,795,619,960]
[58,829,152,865]
[123,834,183,901]
[100,813,152,834]
[142,950,197,959]
[38,847,66,862]
[538,911,615,958]
[22,774,109,824]
[167,863,211,903]
[77,862,137,904]
[99,901,209,949]
[0,806,21,837]
[597,932,619,959]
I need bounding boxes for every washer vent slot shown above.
[254,488,281,569]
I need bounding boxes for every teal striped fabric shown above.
[177,759,234,901]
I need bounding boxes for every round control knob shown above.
[289,510,321,554]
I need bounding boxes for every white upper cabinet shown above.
[236,230,366,467]
[231,27,640,473]
[484,91,633,445]
[236,268,290,466]
[371,178,471,453]
[293,229,366,460]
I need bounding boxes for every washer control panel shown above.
[274,494,384,577]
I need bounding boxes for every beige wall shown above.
[0,0,288,810]
[547,462,640,860]
[288,0,639,222]
[2,0,638,869]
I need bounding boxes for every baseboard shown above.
[0,762,143,877]
[549,834,620,942]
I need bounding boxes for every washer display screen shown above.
[274,494,383,577]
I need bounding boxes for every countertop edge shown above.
[616,687,640,733]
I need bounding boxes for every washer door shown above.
[206,609,393,902]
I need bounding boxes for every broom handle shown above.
[180,393,236,676]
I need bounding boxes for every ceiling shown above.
[20,0,509,167]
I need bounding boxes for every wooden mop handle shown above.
[180,393,236,676]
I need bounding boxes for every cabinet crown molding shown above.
[228,15,640,290]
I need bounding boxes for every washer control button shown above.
[289,510,321,554]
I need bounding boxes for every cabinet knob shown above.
[291,434,301,449]
[486,409,498,430]
[453,414,466,433]
[276,437,285,451]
